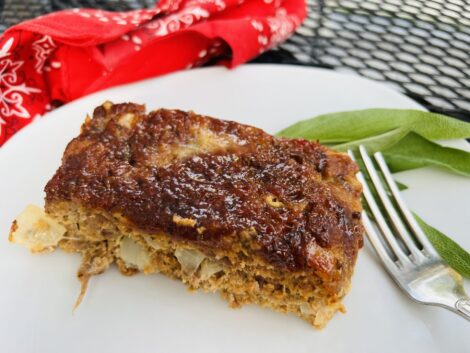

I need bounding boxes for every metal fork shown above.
[348,145,470,321]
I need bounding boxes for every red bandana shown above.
[0,0,306,146]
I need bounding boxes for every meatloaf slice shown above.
[10,102,363,328]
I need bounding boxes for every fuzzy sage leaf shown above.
[414,214,470,278]
[382,132,470,177]
[277,109,470,142]
[333,127,410,153]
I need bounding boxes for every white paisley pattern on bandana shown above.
[267,8,300,48]
[145,6,211,36]
[251,8,300,53]
[0,37,41,123]
[71,8,156,26]
[32,35,56,74]
[186,0,226,11]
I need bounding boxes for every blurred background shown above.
[1,0,469,121]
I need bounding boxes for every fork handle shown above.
[455,298,470,321]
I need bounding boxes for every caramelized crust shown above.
[45,103,363,288]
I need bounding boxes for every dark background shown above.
[1,0,469,122]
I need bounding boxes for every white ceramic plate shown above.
[0,65,469,353]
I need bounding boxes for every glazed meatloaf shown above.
[9,102,363,328]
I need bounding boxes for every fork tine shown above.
[361,210,399,273]
[358,146,426,263]
[348,150,411,266]
[374,152,439,257]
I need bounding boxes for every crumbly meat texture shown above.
[43,102,363,327]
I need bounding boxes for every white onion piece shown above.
[118,236,150,271]
[174,248,206,275]
[300,303,312,315]
[143,235,164,250]
[200,259,224,280]
[9,204,66,253]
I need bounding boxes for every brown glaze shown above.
[45,103,363,274]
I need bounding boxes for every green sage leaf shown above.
[334,127,410,153]
[277,109,470,142]
[414,214,470,278]
[383,132,470,177]
[395,180,408,191]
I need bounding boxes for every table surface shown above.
[1,0,469,122]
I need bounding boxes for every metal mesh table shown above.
[1,0,469,121]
